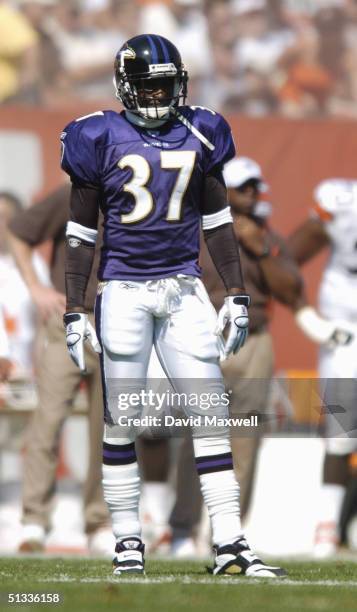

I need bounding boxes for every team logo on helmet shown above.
[118,46,136,74]
[122,45,136,60]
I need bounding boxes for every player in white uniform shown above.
[290,179,357,557]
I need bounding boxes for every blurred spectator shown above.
[197,0,238,109]
[233,0,295,75]
[230,0,296,114]
[278,26,334,117]
[171,0,210,79]
[2,0,357,118]
[278,5,352,117]
[8,184,113,555]
[15,0,66,105]
[0,192,49,377]
[0,0,38,102]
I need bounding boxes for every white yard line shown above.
[1,568,357,587]
[12,576,357,587]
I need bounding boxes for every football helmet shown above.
[114,34,188,121]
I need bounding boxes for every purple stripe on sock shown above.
[103,449,136,459]
[196,458,233,470]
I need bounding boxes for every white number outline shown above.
[118,151,196,224]
[161,151,196,221]
[118,154,154,224]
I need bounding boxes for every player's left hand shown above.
[215,295,250,360]
[63,312,101,371]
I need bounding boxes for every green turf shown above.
[1,558,357,612]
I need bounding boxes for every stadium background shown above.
[1,0,357,558]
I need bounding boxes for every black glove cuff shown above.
[63,313,82,327]
[232,295,251,307]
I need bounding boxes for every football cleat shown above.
[112,537,145,576]
[209,537,287,578]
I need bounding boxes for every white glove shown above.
[295,306,354,348]
[215,295,250,360]
[63,312,101,371]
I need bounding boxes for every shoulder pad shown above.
[61,111,111,186]
[62,110,109,143]
[180,106,236,171]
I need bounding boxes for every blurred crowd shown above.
[2,0,357,118]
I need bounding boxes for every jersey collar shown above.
[125,110,169,129]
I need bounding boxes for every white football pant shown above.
[95,276,242,545]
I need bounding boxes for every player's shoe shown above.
[112,537,145,576]
[313,522,338,559]
[209,537,287,578]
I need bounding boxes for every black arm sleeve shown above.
[202,170,245,292]
[70,183,100,228]
[65,184,100,311]
[200,166,227,215]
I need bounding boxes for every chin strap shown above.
[171,108,215,152]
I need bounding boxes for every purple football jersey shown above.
[61,107,235,281]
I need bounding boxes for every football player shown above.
[290,179,357,557]
[61,34,285,578]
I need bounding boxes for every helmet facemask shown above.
[114,55,188,121]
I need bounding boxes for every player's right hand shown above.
[63,312,101,371]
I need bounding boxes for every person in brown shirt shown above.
[169,157,302,549]
[7,183,113,555]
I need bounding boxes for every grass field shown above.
[1,557,357,612]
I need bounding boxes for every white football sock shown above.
[103,462,141,541]
[193,436,243,547]
[102,435,141,542]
